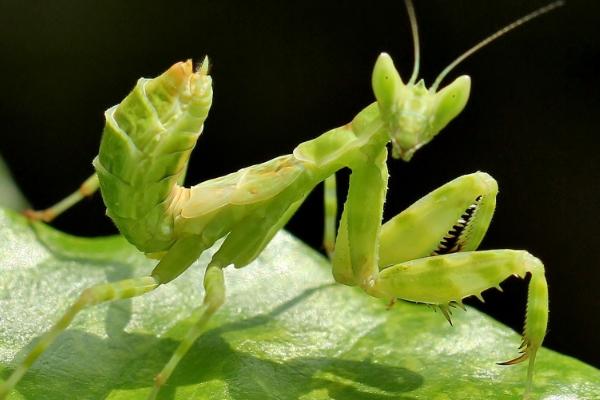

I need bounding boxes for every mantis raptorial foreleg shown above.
[332,138,388,290]
[373,250,548,395]
[329,169,548,394]
[378,172,497,266]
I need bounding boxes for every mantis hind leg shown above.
[23,158,189,223]
[148,195,305,399]
[0,275,159,399]
[214,194,306,269]
[148,264,224,400]
[23,173,100,222]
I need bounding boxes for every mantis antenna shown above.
[405,0,420,85]
[430,0,565,92]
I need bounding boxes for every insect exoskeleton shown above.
[93,59,213,255]
[372,53,471,161]
[0,1,564,399]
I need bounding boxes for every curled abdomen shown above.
[93,60,213,253]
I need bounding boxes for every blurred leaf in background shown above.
[0,155,28,211]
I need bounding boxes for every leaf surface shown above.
[0,209,598,400]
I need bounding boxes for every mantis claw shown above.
[498,352,530,366]
[438,304,454,326]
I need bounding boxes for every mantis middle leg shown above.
[323,173,338,258]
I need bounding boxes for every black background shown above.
[1,0,599,369]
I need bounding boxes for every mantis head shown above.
[373,0,563,161]
[372,53,470,161]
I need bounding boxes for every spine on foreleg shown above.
[93,60,213,253]
[499,253,548,395]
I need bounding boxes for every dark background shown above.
[1,0,599,368]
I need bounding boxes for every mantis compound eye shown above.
[429,75,471,138]
[372,53,470,161]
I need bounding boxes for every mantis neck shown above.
[292,102,389,180]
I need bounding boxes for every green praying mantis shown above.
[0,1,564,399]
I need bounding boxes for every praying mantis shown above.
[0,1,564,399]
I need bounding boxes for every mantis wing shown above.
[181,155,304,219]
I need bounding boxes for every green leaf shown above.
[0,208,598,400]
[0,156,29,211]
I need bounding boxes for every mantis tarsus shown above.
[0,1,563,398]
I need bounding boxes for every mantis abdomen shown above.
[93,60,213,253]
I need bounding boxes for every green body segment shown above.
[93,60,213,253]
[374,250,530,303]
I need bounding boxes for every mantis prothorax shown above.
[1,1,563,398]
